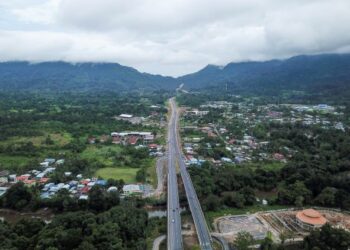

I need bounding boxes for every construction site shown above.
[214,208,350,243]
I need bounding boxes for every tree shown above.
[314,187,337,206]
[240,187,256,206]
[88,185,106,212]
[233,231,254,250]
[2,182,33,210]
[45,135,54,145]
[203,194,220,211]
[278,181,311,206]
[136,168,147,182]
[260,232,278,250]
[303,224,350,250]
[13,218,45,238]
[222,192,245,208]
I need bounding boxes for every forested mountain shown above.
[1,54,350,96]
[0,61,177,92]
[179,53,350,99]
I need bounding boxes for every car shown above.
[172,219,175,223]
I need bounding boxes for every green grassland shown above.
[146,158,157,187]
[80,145,123,166]
[0,133,71,147]
[0,155,36,170]
[94,167,138,183]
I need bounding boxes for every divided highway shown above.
[167,98,213,250]
[167,98,183,250]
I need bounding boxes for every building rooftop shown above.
[296,209,327,226]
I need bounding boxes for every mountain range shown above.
[0,54,350,97]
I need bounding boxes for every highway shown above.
[167,98,183,250]
[168,98,213,250]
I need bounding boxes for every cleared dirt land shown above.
[214,208,350,243]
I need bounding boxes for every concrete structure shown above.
[296,209,327,230]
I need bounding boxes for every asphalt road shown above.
[167,98,183,250]
[169,98,213,250]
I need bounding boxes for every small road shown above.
[153,235,166,250]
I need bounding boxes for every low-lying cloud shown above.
[1,0,350,76]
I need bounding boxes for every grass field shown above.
[0,132,72,147]
[80,145,123,166]
[146,158,157,188]
[0,155,35,166]
[239,162,285,172]
[94,167,138,183]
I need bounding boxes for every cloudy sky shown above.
[1,0,350,76]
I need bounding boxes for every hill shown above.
[0,61,177,92]
[0,54,350,98]
[179,54,350,99]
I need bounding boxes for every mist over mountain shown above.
[179,54,350,95]
[0,61,177,92]
[0,54,350,97]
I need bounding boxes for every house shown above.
[79,195,89,200]
[112,136,122,144]
[23,179,36,186]
[80,179,90,185]
[40,192,51,199]
[221,157,233,163]
[119,114,133,118]
[0,170,9,184]
[96,180,107,186]
[228,139,236,145]
[208,131,217,138]
[40,162,50,168]
[123,184,142,195]
[273,153,285,161]
[99,135,110,143]
[88,137,96,144]
[80,186,90,194]
[64,172,72,177]
[107,186,118,192]
[234,156,244,164]
[148,144,158,150]
[56,159,65,165]
[39,178,50,184]
[144,134,154,143]
[8,175,17,183]
[44,158,56,164]
[128,135,139,145]
[0,187,9,197]
[17,174,31,182]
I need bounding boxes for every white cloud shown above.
[0,0,350,76]
[11,0,59,25]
